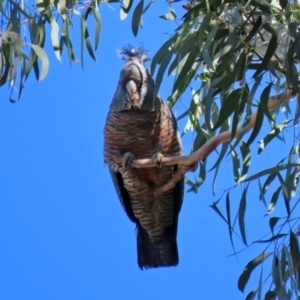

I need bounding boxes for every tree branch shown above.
[114,91,295,195]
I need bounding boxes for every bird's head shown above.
[110,45,156,112]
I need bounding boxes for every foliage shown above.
[3,0,300,298]
[148,1,300,298]
[0,0,107,101]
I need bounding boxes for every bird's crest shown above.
[119,44,150,63]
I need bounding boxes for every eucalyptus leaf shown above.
[246,103,264,147]
[238,252,272,292]
[29,44,49,81]
[132,0,144,36]
[238,185,248,245]
[213,89,242,131]
[120,0,133,20]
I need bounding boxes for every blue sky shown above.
[0,2,298,299]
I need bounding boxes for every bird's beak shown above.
[126,80,138,101]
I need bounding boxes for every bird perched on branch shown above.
[104,45,184,269]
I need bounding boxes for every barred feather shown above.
[104,51,184,269]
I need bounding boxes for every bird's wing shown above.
[109,167,137,223]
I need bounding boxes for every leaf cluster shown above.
[0,0,105,101]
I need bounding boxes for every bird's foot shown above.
[152,152,164,168]
[123,152,135,169]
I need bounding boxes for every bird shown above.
[103,45,184,269]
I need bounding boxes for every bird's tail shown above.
[137,225,179,269]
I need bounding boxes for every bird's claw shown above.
[123,152,135,169]
[152,152,164,168]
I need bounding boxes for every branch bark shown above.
[114,91,295,195]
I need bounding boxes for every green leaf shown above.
[257,267,263,300]
[239,142,251,183]
[280,245,287,279]
[210,202,227,223]
[132,0,144,37]
[266,186,281,215]
[234,50,246,83]
[81,17,96,61]
[286,168,300,199]
[240,163,300,183]
[262,171,277,194]
[269,217,280,234]
[92,7,101,51]
[61,20,78,63]
[204,88,216,131]
[258,121,290,154]
[29,44,49,81]
[271,254,283,294]
[252,35,278,79]
[253,234,287,243]
[226,192,235,251]
[277,172,291,216]
[231,148,240,184]
[213,89,242,131]
[183,2,205,22]
[151,33,178,74]
[245,290,257,300]
[246,103,264,147]
[160,8,176,20]
[264,290,276,300]
[285,43,299,94]
[154,49,173,100]
[10,4,20,34]
[258,179,267,207]
[17,56,26,100]
[238,185,248,245]
[168,52,188,76]
[26,18,46,81]
[172,48,196,93]
[197,12,212,52]
[279,0,287,9]
[253,233,287,244]
[220,26,237,57]
[244,16,262,43]
[80,12,85,69]
[232,88,248,140]
[28,17,38,44]
[250,74,263,99]
[282,245,294,279]
[295,94,300,124]
[168,32,197,75]
[9,56,19,97]
[0,52,10,87]
[262,23,278,38]
[50,17,60,61]
[251,0,271,13]
[238,252,272,292]
[169,59,198,105]
[290,231,300,285]
[260,82,273,121]
[202,25,218,71]
[120,0,133,20]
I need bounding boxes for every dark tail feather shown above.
[137,225,179,269]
